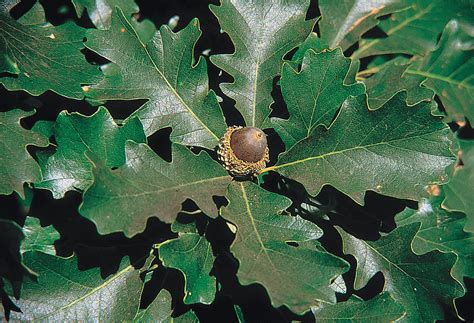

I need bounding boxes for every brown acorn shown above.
[218,126,270,176]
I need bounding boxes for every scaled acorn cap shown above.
[218,126,270,176]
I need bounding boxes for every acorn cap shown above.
[217,126,269,176]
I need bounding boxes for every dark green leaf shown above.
[354,0,471,58]
[159,231,216,304]
[396,195,474,286]
[221,181,349,313]
[443,139,474,232]
[80,142,230,237]
[0,8,101,99]
[289,32,329,68]
[0,109,49,198]
[210,0,314,127]
[318,0,410,51]
[363,57,434,110]
[406,19,474,124]
[85,8,225,149]
[3,252,142,321]
[312,293,405,322]
[272,48,364,148]
[269,93,455,205]
[338,223,463,322]
[35,107,146,198]
[21,217,60,256]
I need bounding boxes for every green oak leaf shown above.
[80,141,231,237]
[396,195,474,287]
[221,181,349,313]
[21,217,60,256]
[272,48,365,149]
[0,109,49,198]
[338,223,463,322]
[443,139,474,232]
[210,0,314,128]
[311,292,405,322]
[318,0,410,51]
[72,0,138,29]
[0,7,101,99]
[269,93,455,205]
[2,252,142,321]
[363,57,434,110]
[134,289,198,322]
[159,223,216,305]
[289,32,329,68]
[35,107,146,198]
[407,19,474,124]
[353,0,470,58]
[85,8,225,149]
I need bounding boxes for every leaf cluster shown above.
[0,0,473,321]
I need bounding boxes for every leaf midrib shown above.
[116,9,219,141]
[34,263,134,320]
[267,129,449,172]
[87,175,230,200]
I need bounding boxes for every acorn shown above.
[218,126,270,176]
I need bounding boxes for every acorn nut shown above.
[218,126,270,177]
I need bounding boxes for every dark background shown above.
[1,1,473,322]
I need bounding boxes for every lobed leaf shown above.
[21,217,60,256]
[85,8,226,149]
[338,223,464,322]
[80,142,231,237]
[210,0,314,128]
[272,48,364,149]
[408,19,474,124]
[396,195,474,287]
[0,6,102,99]
[221,181,349,313]
[363,57,434,110]
[269,93,455,205]
[159,230,216,305]
[353,0,471,58]
[35,107,146,198]
[2,252,142,322]
[318,0,410,51]
[0,109,49,198]
[443,138,474,232]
